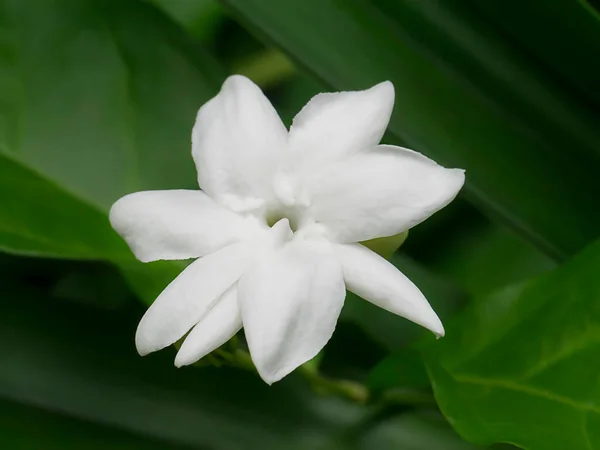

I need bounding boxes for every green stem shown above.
[194,346,435,407]
[297,364,370,403]
[379,387,436,407]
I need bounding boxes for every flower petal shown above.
[110,190,259,262]
[288,81,394,167]
[307,145,465,243]
[135,242,254,356]
[175,285,242,367]
[334,243,444,336]
[192,75,288,211]
[238,239,345,384]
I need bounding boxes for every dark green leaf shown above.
[0,399,194,449]
[368,348,430,392]
[117,259,187,306]
[0,0,222,259]
[429,224,556,298]
[0,154,128,259]
[0,286,370,450]
[221,0,600,259]
[150,0,223,41]
[469,0,600,107]
[422,238,600,450]
[51,263,133,310]
[359,412,482,450]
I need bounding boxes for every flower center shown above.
[265,172,313,233]
[266,210,299,231]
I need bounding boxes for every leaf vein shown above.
[455,374,600,414]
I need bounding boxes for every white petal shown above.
[110,190,258,262]
[288,81,394,167]
[307,145,465,243]
[135,242,254,356]
[175,285,242,367]
[192,75,288,211]
[238,239,345,384]
[335,243,443,336]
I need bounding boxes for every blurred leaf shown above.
[0,286,370,450]
[430,224,556,298]
[0,399,194,450]
[222,0,600,259]
[359,412,482,450]
[0,0,223,259]
[368,349,430,392]
[0,154,129,259]
[422,237,600,449]
[234,48,295,90]
[342,253,466,351]
[469,0,600,108]
[52,263,133,310]
[117,259,187,306]
[269,74,324,126]
[149,0,223,41]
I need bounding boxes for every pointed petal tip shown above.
[256,367,291,385]
[174,352,191,368]
[261,376,276,386]
[364,80,394,109]
[430,317,445,339]
[447,167,466,195]
[451,167,466,181]
[222,74,257,90]
[414,308,445,339]
[373,79,394,95]
[252,343,328,385]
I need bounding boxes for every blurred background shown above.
[1,0,599,448]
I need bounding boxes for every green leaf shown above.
[359,412,483,450]
[51,263,133,310]
[0,0,222,259]
[0,153,129,259]
[150,0,223,42]
[368,348,430,392]
[0,285,370,450]
[117,259,187,306]
[422,237,600,450]
[221,0,600,259]
[0,399,192,450]
[429,224,556,298]
[469,0,600,108]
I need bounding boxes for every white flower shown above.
[110,75,465,384]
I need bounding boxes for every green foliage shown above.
[0,154,128,258]
[0,399,193,450]
[359,413,483,450]
[1,0,600,448]
[422,238,600,449]
[0,0,222,259]
[0,285,367,449]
